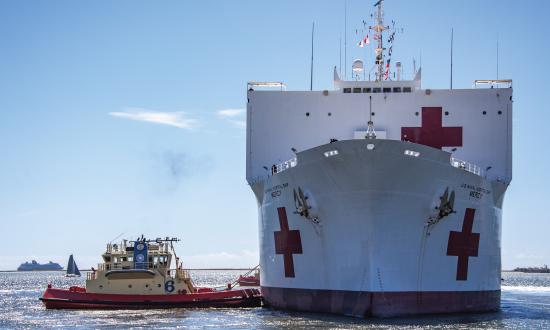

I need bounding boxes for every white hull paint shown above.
[252,139,506,316]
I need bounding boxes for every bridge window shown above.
[373,87,381,93]
[403,87,412,93]
[363,88,372,93]
[383,87,391,93]
[393,87,402,93]
[343,88,351,93]
[353,87,362,93]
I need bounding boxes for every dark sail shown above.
[74,260,81,276]
[66,254,81,276]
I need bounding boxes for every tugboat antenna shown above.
[109,232,125,244]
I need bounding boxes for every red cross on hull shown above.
[401,107,463,149]
[274,207,302,278]
[447,208,480,281]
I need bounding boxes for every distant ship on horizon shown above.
[513,265,550,273]
[17,260,63,272]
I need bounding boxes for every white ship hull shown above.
[252,139,506,317]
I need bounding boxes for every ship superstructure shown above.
[85,237,195,295]
[247,1,512,317]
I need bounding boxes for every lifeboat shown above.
[40,236,262,309]
[237,268,260,287]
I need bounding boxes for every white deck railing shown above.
[450,157,481,176]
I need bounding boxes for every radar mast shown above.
[370,0,389,81]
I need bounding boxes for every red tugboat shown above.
[40,237,261,309]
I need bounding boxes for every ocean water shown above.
[0,270,549,329]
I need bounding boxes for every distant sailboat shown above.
[66,254,81,277]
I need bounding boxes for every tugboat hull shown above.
[40,287,262,309]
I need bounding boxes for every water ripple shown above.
[0,271,549,329]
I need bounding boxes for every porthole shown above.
[498,110,502,115]
[415,112,419,116]
[328,112,332,116]
[367,144,375,150]
[445,111,449,116]
[128,284,132,288]
[482,111,487,115]
[145,284,149,288]
[371,112,375,116]
[306,112,310,117]
[158,284,162,288]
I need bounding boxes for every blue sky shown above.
[0,0,548,270]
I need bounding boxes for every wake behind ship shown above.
[246,1,512,317]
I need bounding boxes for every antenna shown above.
[310,22,314,91]
[339,35,342,77]
[371,0,388,81]
[450,28,454,89]
[109,232,125,244]
[496,34,499,80]
[344,0,347,79]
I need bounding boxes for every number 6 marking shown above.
[165,280,175,293]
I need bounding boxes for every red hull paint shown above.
[40,287,262,310]
[261,286,500,317]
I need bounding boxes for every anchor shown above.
[293,187,319,224]
[427,187,456,227]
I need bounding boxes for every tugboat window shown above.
[353,87,361,93]
[403,87,412,93]
[363,88,372,93]
[393,87,402,93]
[343,88,351,93]
[383,87,391,93]
[373,87,381,93]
